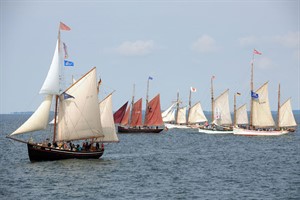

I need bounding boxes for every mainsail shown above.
[188,102,207,124]
[121,105,130,126]
[236,104,248,125]
[99,94,119,142]
[130,98,143,127]
[252,82,275,127]
[144,94,164,126]
[213,89,232,125]
[176,107,187,124]
[279,98,297,128]
[56,67,104,142]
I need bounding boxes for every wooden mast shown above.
[234,93,237,126]
[53,26,61,143]
[211,76,214,122]
[277,83,280,130]
[176,91,180,124]
[129,84,135,126]
[250,53,254,129]
[144,78,150,126]
[187,89,192,125]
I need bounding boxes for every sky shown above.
[1,0,299,114]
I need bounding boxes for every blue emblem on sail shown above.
[63,92,75,100]
[251,91,259,99]
[64,60,74,67]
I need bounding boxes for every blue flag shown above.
[251,91,259,99]
[63,92,75,100]
[148,76,153,80]
[64,60,74,67]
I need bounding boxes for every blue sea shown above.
[0,113,299,199]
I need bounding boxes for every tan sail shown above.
[56,67,104,142]
[176,107,187,124]
[252,82,275,127]
[11,95,53,135]
[214,89,232,125]
[162,103,176,122]
[99,93,119,142]
[279,98,297,128]
[236,104,248,125]
[188,102,207,124]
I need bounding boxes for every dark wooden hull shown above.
[27,143,104,162]
[118,126,164,133]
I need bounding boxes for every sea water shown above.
[0,114,299,199]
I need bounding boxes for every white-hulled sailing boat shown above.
[233,49,297,136]
[6,22,119,161]
[163,88,207,129]
[198,76,233,134]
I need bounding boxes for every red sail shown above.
[113,101,128,123]
[144,94,164,126]
[120,105,130,126]
[130,98,143,127]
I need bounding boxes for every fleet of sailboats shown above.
[162,88,207,129]
[6,22,298,162]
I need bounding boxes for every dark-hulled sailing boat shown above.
[6,22,119,162]
[115,78,164,133]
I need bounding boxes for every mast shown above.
[129,84,135,125]
[234,93,237,126]
[176,91,180,124]
[53,25,61,143]
[211,76,214,122]
[277,83,280,130]
[53,95,59,143]
[144,78,150,125]
[250,54,254,128]
[187,89,192,124]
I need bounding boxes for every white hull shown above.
[165,123,190,129]
[233,127,289,136]
[198,128,233,134]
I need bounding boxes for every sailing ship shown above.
[115,79,164,133]
[233,49,297,136]
[6,22,119,161]
[198,76,233,134]
[162,88,207,129]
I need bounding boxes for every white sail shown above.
[279,98,297,127]
[162,103,176,122]
[214,89,232,125]
[99,94,119,142]
[252,82,275,127]
[40,40,62,95]
[11,95,53,135]
[56,67,104,142]
[188,102,207,124]
[176,107,187,124]
[236,104,248,125]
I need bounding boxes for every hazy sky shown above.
[1,0,299,114]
